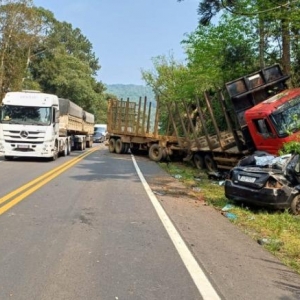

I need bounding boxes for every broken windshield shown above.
[0,105,51,125]
[270,96,300,137]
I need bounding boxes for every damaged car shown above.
[224,152,300,214]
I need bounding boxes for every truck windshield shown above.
[0,105,51,125]
[270,96,300,137]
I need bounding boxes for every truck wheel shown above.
[123,143,129,154]
[290,195,300,215]
[204,154,217,172]
[115,139,124,154]
[109,138,116,153]
[62,143,68,157]
[149,144,163,162]
[67,141,71,155]
[130,145,139,155]
[52,144,58,161]
[193,154,204,169]
[80,142,84,151]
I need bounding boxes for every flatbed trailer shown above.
[107,97,186,161]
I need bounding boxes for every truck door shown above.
[251,118,280,154]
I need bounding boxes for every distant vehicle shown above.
[93,127,106,143]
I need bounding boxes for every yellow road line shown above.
[0,147,99,215]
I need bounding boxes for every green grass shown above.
[159,161,300,275]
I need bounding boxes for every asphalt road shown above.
[0,144,299,300]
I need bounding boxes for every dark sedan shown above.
[93,130,106,143]
[225,153,300,214]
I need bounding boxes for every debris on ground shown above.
[153,191,166,196]
[221,204,234,212]
[222,212,237,220]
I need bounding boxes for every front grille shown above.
[3,130,45,143]
[5,140,43,144]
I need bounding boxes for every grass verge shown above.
[159,161,300,275]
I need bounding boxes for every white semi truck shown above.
[0,90,94,161]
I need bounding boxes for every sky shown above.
[33,0,200,86]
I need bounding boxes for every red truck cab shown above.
[225,64,299,156]
[245,88,300,155]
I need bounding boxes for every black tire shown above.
[67,141,71,155]
[62,143,68,157]
[115,139,124,154]
[149,144,163,162]
[123,143,130,154]
[109,138,116,153]
[290,194,300,215]
[130,145,139,155]
[4,156,14,161]
[193,153,204,169]
[204,154,217,172]
[51,144,58,161]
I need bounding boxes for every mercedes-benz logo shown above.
[20,130,29,139]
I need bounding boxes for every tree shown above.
[0,0,46,98]
[178,0,300,80]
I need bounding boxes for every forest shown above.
[0,0,299,124]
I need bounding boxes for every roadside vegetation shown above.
[159,161,300,275]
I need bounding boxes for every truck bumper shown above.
[0,142,54,158]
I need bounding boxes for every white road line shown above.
[131,155,221,300]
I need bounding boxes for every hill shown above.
[105,84,155,103]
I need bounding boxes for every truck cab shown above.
[225,64,300,156]
[0,90,60,160]
[245,88,300,155]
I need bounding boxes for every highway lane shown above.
[0,145,299,299]
[0,145,202,300]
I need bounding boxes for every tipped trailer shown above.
[171,64,300,172]
[0,91,94,161]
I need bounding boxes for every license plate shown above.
[238,175,256,183]
[18,145,29,149]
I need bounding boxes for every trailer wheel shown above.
[80,142,84,151]
[115,139,124,154]
[290,194,300,215]
[204,154,217,172]
[62,143,68,156]
[67,141,71,155]
[109,138,116,153]
[130,145,139,155]
[149,144,163,162]
[123,143,130,154]
[193,153,204,169]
